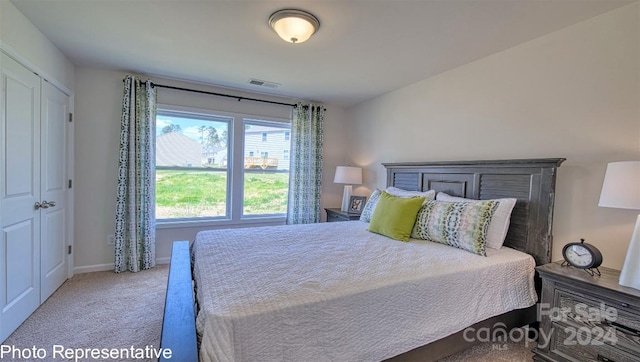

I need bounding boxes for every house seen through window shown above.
[155,109,291,221]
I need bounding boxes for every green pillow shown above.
[368,191,425,241]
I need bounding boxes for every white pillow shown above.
[385,187,436,201]
[436,192,517,249]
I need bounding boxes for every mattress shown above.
[192,221,537,362]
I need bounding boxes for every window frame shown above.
[155,104,291,229]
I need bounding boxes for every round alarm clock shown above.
[562,238,603,269]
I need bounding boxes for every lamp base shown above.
[619,214,640,290]
[341,185,353,212]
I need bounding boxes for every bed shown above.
[160,158,565,362]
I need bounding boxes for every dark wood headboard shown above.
[383,158,565,265]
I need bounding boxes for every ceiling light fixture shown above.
[269,9,320,44]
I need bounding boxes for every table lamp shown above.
[334,166,362,212]
[598,161,640,289]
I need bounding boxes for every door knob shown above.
[34,201,56,210]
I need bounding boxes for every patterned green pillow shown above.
[360,189,382,222]
[411,200,500,256]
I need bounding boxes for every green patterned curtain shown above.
[287,103,324,224]
[114,76,157,273]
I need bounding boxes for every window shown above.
[244,119,291,215]
[155,110,230,219]
[285,131,290,141]
[155,107,290,223]
[283,150,289,160]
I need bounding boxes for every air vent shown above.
[248,78,280,89]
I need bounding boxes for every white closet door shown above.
[40,80,68,303]
[0,53,42,342]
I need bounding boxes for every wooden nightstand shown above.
[533,262,640,362]
[325,208,360,222]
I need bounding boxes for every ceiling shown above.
[11,0,634,108]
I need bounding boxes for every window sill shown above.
[156,215,287,230]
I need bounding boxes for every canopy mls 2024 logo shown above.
[462,302,619,350]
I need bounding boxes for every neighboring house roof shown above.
[156,132,202,167]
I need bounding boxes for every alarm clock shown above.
[561,238,603,275]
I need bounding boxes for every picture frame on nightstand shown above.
[348,196,366,214]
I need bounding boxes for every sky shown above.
[156,114,228,142]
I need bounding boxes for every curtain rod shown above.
[122,78,297,107]
[153,83,297,108]
[123,77,327,110]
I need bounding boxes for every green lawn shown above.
[155,169,289,218]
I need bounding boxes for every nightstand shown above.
[325,208,360,222]
[533,262,640,362]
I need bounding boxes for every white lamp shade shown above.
[598,161,640,210]
[334,166,362,185]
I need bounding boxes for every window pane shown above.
[156,111,230,219]
[243,119,290,215]
[155,169,227,218]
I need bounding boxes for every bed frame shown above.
[160,158,565,362]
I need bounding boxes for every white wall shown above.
[0,1,75,92]
[346,3,640,270]
[73,67,348,271]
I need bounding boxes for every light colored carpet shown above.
[4,266,168,362]
[3,265,533,361]
[438,339,533,362]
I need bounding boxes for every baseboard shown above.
[74,257,172,274]
[74,263,114,274]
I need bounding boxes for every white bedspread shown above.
[192,221,537,362]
